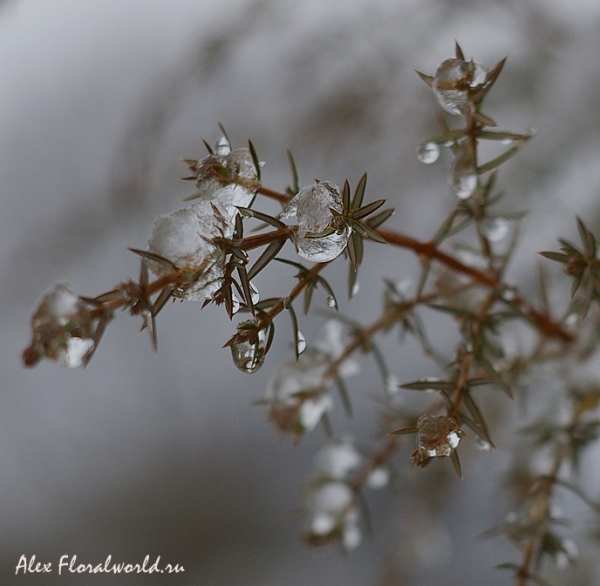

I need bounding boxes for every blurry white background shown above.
[3,0,600,584]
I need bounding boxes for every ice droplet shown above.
[310,512,336,535]
[231,322,266,373]
[366,466,390,489]
[342,522,362,550]
[482,217,512,242]
[416,142,440,164]
[249,281,260,305]
[296,331,307,355]
[231,294,241,315]
[283,182,351,263]
[475,438,492,451]
[452,171,477,200]
[327,295,337,309]
[215,134,231,155]
[351,281,360,297]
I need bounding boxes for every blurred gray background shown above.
[3,0,600,584]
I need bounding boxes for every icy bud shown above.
[265,321,359,438]
[411,414,463,467]
[230,319,267,374]
[281,181,351,263]
[432,58,486,116]
[23,284,95,368]
[189,147,258,216]
[314,437,362,479]
[147,200,232,302]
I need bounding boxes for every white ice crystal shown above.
[147,200,233,302]
[281,181,351,262]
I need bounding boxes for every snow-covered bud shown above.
[23,284,95,368]
[432,58,486,117]
[265,321,358,438]
[147,200,233,302]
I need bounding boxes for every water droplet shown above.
[432,59,485,116]
[296,226,352,263]
[565,313,578,326]
[416,142,440,164]
[231,322,266,373]
[249,281,260,305]
[500,138,513,145]
[366,466,389,489]
[501,287,516,302]
[386,373,400,394]
[327,295,337,309]
[342,522,362,550]
[230,294,240,315]
[215,134,231,155]
[351,281,360,297]
[296,331,307,355]
[310,512,336,535]
[417,414,463,458]
[475,438,492,451]
[483,217,512,242]
[452,172,477,200]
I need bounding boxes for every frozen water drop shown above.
[500,138,513,145]
[483,217,512,242]
[311,512,336,535]
[475,438,492,451]
[416,142,440,164]
[215,134,231,155]
[351,281,360,297]
[231,293,241,315]
[385,373,400,395]
[342,522,362,551]
[231,322,266,373]
[249,281,260,305]
[452,172,477,199]
[366,466,389,489]
[501,287,516,302]
[296,331,307,355]
[327,295,337,309]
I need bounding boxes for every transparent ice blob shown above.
[282,181,351,263]
[230,320,267,373]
